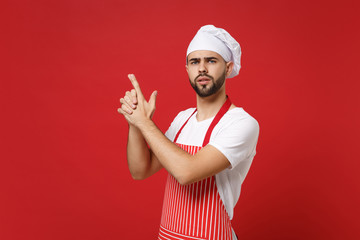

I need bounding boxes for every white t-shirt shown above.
[165,107,259,220]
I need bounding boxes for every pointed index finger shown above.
[128,74,144,98]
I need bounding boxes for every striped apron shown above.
[158,97,234,240]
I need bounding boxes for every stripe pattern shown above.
[158,143,233,240]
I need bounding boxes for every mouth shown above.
[196,76,211,85]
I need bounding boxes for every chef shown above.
[118,25,259,240]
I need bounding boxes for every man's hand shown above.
[118,74,157,127]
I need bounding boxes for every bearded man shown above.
[118,25,259,240]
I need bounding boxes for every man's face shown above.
[186,50,232,97]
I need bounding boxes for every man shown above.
[118,25,259,240]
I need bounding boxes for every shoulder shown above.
[165,108,196,140]
[171,108,197,125]
[218,107,259,132]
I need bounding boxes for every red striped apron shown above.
[158,98,234,240]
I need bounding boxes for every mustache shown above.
[195,73,214,81]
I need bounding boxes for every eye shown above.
[190,61,199,65]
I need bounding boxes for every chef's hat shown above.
[187,25,241,78]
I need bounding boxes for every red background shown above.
[1,0,359,239]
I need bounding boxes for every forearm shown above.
[127,124,159,179]
[137,119,194,184]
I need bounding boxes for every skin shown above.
[118,50,235,185]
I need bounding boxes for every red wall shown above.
[1,0,359,239]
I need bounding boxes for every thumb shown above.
[148,90,158,108]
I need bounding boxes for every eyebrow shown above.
[188,57,220,62]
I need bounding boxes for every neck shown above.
[196,90,227,121]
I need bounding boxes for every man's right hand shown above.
[118,74,157,127]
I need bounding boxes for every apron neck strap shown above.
[202,96,232,147]
[173,96,232,146]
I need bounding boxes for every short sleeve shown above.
[208,109,260,170]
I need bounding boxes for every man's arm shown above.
[122,74,230,185]
[137,119,230,185]
[126,125,163,180]
[118,79,162,180]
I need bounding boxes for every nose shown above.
[198,61,207,73]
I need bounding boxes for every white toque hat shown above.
[186,25,242,78]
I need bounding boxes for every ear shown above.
[225,61,234,78]
[185,64,189,74]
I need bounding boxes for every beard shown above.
[189,71,226,97]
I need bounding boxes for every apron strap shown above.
[202,97,232,147]
[173,96,232,146]
[173,108,197,144]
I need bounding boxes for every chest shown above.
[175,115,214,146]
